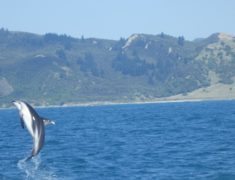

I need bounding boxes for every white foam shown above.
[17,155,57,180]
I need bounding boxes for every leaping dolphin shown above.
[12,100,55,160]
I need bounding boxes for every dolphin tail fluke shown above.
[25,148,37,161]
[25,155,34,161]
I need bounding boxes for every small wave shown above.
[17,155,57,180]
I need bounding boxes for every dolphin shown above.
[12,100,55,160]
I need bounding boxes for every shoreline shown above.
[59,98,235,108]
[16,97,235,109]
[2,97,235,110]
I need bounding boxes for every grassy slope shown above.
[0,30,235,107]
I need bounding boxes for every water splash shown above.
[17,155,57,180]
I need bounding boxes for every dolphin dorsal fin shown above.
[42,117,55,126]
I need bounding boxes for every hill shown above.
[0,28,235,107]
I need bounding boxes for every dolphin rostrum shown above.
[12,100,55,160]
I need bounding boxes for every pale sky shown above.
[0,0,234,40]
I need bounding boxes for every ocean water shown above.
[1,100,235,180]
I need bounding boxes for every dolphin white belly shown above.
[20,103,35,138]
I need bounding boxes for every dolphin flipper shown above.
[20,117,25,129]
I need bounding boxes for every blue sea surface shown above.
[1,100,235,180]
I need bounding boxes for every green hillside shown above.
[0,28,235,107]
